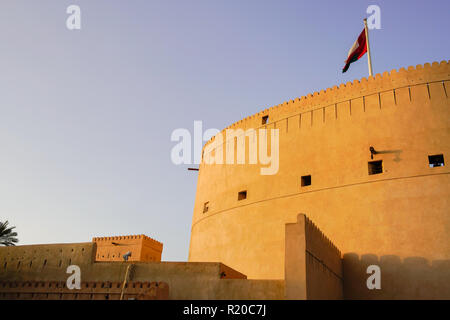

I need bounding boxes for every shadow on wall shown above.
[343,253,450,300]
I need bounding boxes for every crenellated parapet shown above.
[0,280,169,300]
[304,216,341,258]
[92,234,163,247]
[203,60,449,153]
[92,234,163,263]
[285,214,343,299]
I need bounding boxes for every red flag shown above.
[342,29,367,73]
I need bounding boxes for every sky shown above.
[0,0,448,261]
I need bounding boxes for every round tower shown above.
[189,61,450,281]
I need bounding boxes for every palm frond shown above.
[0,221,19,246]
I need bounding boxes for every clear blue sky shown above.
[1,0,448,261]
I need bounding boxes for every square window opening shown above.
[262,115,269,125]
[428,154,444,168]
[238,191,247,200]
[368,160,383,175]
[301,175,311,187]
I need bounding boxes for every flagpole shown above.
[363,18,373,77]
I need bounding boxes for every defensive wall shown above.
[0,281,169,300]
[188,61,450,299]
[0,215,346,299]
[0,241,284,299]
[285,214,343,299]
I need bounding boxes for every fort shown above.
[1,60,449,299]
[188,60,450,298]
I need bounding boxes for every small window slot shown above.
[238,191,247,200]
[301,175,311,187]
[368,160,383,175]
[428,154,444,168]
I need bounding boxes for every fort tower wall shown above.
[189,61,450,299]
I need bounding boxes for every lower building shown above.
[1,213,448,299]
[93,235,163,262]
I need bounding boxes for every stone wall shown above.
[0,281,168,300]
[285,214,343,299]
[0,243,285,299]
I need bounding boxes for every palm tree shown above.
[0,221,18,246]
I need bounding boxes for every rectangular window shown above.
[301,175,311,187]
[203,201,209,213]
[368,160,383,175]
[428,154,444,168]
[262,115,269,125]
[238,190,247,200]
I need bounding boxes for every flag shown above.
[342,29,367,73]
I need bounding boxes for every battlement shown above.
[0,280,169,300]
[285,214,343,299]
[304,215,341,260]
[92,234,163,247]
[93,234,163,262]
[203,60,449,152]
[292,214,342,278]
